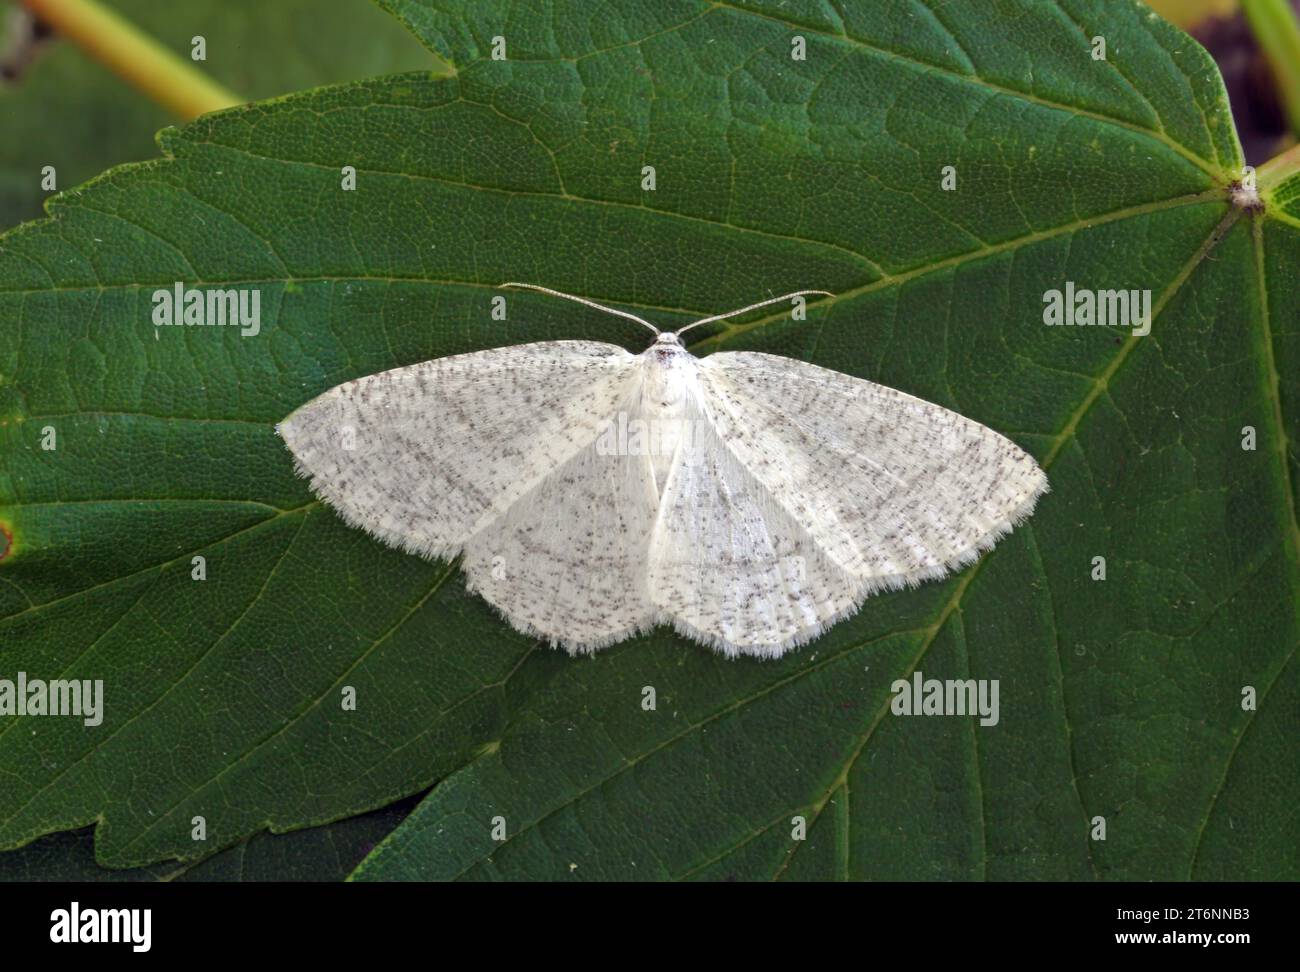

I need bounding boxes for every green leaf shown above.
[0,790,423,881]
[0,0,434,230]
[0,0,1296,880]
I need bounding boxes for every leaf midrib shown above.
[694,187,1227,351]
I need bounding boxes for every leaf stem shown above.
[1257,138,1300,188]
[1241,0,1300,137]
[20,0,243,119]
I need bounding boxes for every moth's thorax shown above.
[637,335,700,488]
[639,336,696,410]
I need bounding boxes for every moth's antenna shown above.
[498,282,660,335]
[674,290,833,337]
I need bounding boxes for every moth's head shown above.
[648,331,686,363]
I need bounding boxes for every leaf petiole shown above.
[20,0,243,119]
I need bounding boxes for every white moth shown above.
[278,285,1047,659]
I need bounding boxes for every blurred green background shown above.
[0,0,432,230]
